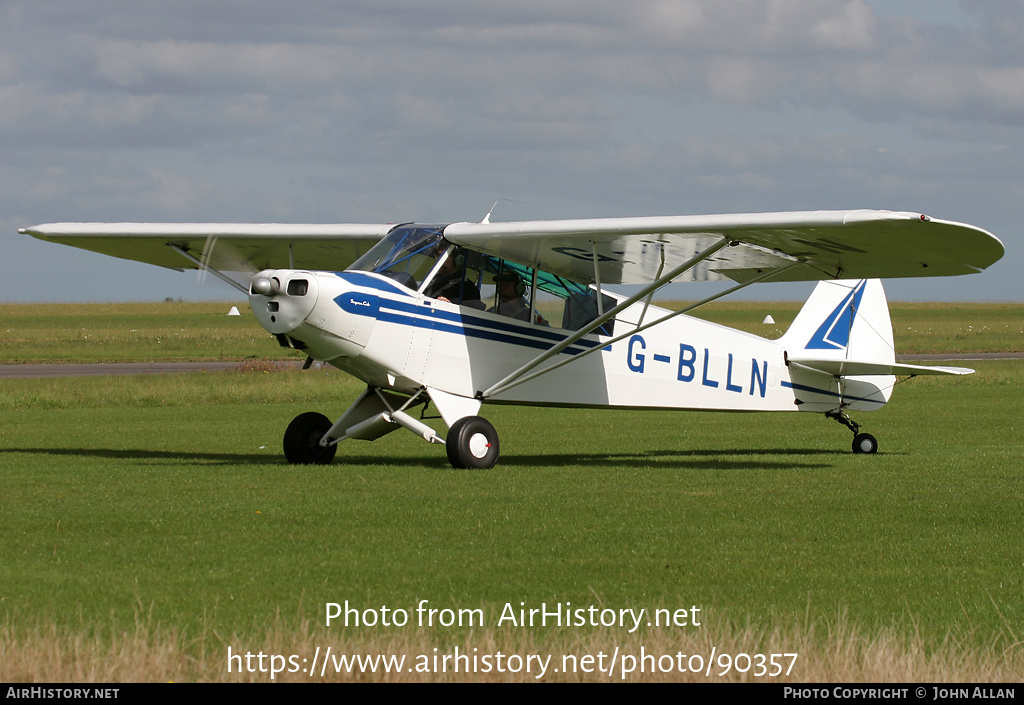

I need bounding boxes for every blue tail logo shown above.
[805,281,867,350]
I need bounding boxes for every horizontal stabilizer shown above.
[788,358,974,377]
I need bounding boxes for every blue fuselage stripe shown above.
[338,295,604,356]
[332,271,611,356]
[377,297,604,350]
[337,272,415,296]
[374,309,588,353]
[781,380,883,404]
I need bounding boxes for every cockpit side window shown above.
[477,256,614,334]
[422,246,486,309]
[380,238,615,335]
[532,267,615,335]
[479,259,541,324]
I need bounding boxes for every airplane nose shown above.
[248,270,318,335]
[249,270,377,361]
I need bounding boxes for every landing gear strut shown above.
[826,410,878,454]
[283,387,500,469]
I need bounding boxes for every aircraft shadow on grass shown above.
[495,448,847,471]
[5,447,277,466]
[4,446,852,471]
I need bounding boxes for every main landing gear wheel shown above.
[446,416,499,469]
[284,411,337,465]
[852,433,878,455]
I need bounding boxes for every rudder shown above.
[780,279,897,413]
[781,279,895,365]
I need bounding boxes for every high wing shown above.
[443,210,1004,285]
[22,210,1002,286]
[20,222,394,273]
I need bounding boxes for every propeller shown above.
[188,234,265,295]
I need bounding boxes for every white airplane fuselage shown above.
[249,269,893,417]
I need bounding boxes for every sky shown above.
[2,0,1021,303]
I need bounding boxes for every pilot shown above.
[425,249,483,308]
[489,270,545,324]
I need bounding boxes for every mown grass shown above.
[0,302,292,363]
[670,300,1024,352]
[1,301,1021,363]
[1,361,1021,681]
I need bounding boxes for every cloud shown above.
[2,1,1020,301]
[10,1,1021,143]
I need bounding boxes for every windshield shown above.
[348,224,448,290]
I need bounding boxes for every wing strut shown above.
[168,244,250,295]
[636,246,667,328]
[480,237,734,399]
[590,240,604,317]
[483,261,801,399]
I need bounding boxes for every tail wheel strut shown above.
[826,410,878,455]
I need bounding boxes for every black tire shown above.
[284,412,337,464]
[446,416,500,469]
[852,432,878,455]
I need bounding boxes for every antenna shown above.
[481,198,532,224]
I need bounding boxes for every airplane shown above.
[21,209,1003,468]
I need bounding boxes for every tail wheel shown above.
[284,412,338,464]
[852,433,878,455]
[446,416,500,469]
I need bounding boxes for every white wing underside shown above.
[443,210,1003,285]
[21,209,1003,286]
[20,222,392,273]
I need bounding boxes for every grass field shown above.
[688,300,1024,353]
[0,302,293,363]
[1,300,1021,363]
[0,303,1021,681]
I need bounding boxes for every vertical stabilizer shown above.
[781,279,895,364]
[780,279,897,412]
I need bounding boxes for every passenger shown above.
[488,270,547,325]
[425,249,483,308]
